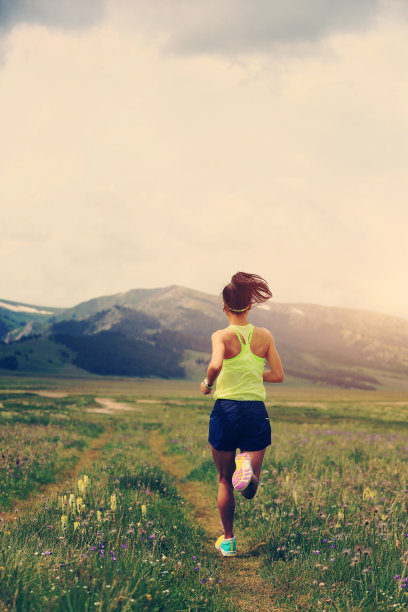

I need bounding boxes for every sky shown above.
[1,0,408,318]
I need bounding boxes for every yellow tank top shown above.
[213,324,266,401]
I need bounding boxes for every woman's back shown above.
[221,325,272,360]
[213,324,268,401]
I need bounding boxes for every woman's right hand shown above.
[201,381,212,395]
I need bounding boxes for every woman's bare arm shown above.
[263,331,284,383]
[201,331,225,394]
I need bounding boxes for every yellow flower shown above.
[74,521,80,530]
[337,510,344,520]
[141,504,147,518]
[110,493,117,512]
[76,497,84,513]
[363,487,376,502]
[69,493,75,510]
[293,489,298,505]
[146,594,152,601]
[97,510,102,523]
[83,474,89,486]
[61,515,68,529]
[77,479,85,494]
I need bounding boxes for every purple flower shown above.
[194,566,199,570]
[149,534,155,540]
[59,563,64,567]
[200,579,206,584]
[394,575,400,580]
[90,546,96,551]
[401,584,406,590]
[331,544,335,549]
[44,551,52,555]
[217,579,222,583]
[314,550,320,555]
[121,543,128,549]
[98,531,103,535]
[323,538,328,543]
[330,558,334,562]
[192,556,196,559]
[111,556,117,561]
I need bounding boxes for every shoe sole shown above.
[232,452,253,491]
[215,542,237,557]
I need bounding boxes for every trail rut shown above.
[0,427,114,524]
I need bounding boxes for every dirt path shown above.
[0,426,114,524]
[87,397,141,414]
[149,432,281,612]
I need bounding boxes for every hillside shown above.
[1,286,408,389]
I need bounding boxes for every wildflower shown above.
[121,543,127,549]
[44,551,52,555]
[330,558,334,562]
[61,515,68,529]
[394,576,401,580]
[200,579,206,584]
[149,534,155,540]
[83,475,89,487]
[363,487,376,501]
[141,505,147,517]
[97,511,102,524]
[69,494,75,509]
[74,521,80,530]
[146,594,152,601]
[110,493,117,512]
[78,479,85,494]
[314,550,320,555]
[76,497,83,513]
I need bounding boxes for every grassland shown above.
[1,378,408,611]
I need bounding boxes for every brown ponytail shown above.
[222,272,272,313]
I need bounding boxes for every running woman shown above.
[201,272,284,557]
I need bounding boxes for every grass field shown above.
[1,378,408,611]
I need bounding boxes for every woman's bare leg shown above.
[240,448,266,500]
[211,446,236,539]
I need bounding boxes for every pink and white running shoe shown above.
[232,452,253,491]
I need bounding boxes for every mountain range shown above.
[1,286,408,390]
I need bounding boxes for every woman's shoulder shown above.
[252,326,273,340]
[212,327,235,338]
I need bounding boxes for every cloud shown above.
[0,0,105,33]
[110,0,383,56]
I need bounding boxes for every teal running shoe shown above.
[215,535,237,557]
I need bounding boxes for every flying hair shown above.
[222,272,272,313]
